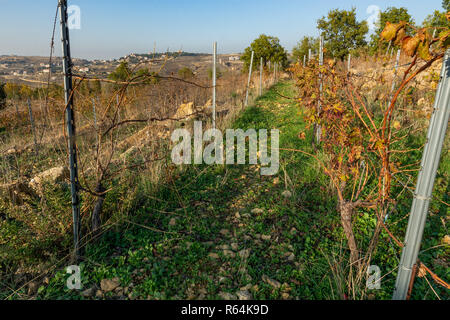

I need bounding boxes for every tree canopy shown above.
[108,61,132,82]
[178,67,194,79]
[423,1,450,29]
[443,0,450,12]
[241,34,288,71]
[423,10,450,29]
[317,8,368,60]
[108,61,159,85]
[292,36,320,63]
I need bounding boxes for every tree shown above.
[423,0,450,30]
[292,36,320,63]
[444,0,450,11]
[109,62,158,85]
[0,82,6,110]
[134,68,159,84]
[108,61,132,82]
[370,7,413,50]
[178,67,194,79]
[317,8,369,60]
[241,34,288,71]
[423,10,450,29]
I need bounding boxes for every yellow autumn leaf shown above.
[380,22,397,41]
[418,41,431,61]
[394,28,406,45]
[402,36,421,57]
[381,22,407,42]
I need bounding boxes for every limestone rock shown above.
[174,102,195,120]
[81,287,95,298]
[100,277,120,293]
[239,249,251,259]
[236,290,252,300]
[29,166,70,191]
[219,292,236,300]
[119,146,138,161]
[251,208,264,215]
[262,275,281,289]
[223,249,235,258]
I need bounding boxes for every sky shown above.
[0,0,445,60]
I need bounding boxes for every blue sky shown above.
[0,0,445,60]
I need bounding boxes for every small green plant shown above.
[178,67,194,79]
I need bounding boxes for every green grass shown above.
[5,80,448,300]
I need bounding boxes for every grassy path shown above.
[36,81,449,301]
[38,80,340,300]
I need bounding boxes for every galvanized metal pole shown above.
[259,57,263,96]
[244,51,254,107]
[390,49,401,96]
[308,48,312,62]
[212,42,217,129]
[431,29,437,50]
[315,36,324,145]
[393,50,450,300]
[59,0,81,261]
[303,55,306,67]
[27,99,38,156]
[318,38,324,69]
[386,41,392,56]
